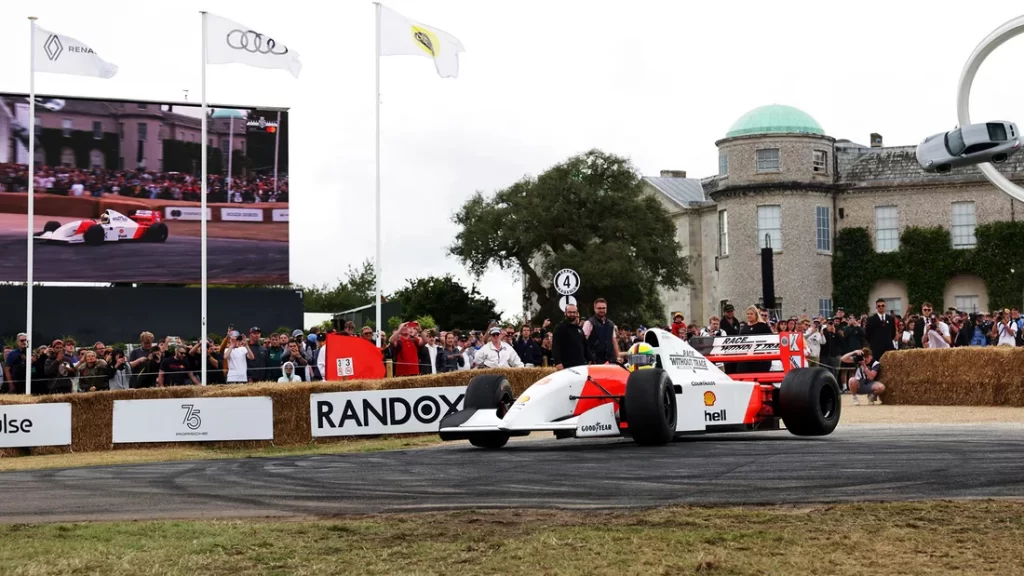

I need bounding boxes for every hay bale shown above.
[0,368,557,454]
[881,347,1024,406]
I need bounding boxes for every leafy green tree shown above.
[392,274,502,331]
[448,149,690,327]
[301,260,378,313]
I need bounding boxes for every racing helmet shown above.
[100,213,110,225]
[627,342,656,372]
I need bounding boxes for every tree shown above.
[301,259,378,313]
[448,149,690,327]
[392,274,502,331]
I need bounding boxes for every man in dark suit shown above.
[911,302,934,348]
[865,298,897,360]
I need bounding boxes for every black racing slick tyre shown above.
[624,368,677,446]
[144,222,169,243]
[83,224,105,246]
[43,221,60,233]
[464,374,514,449]
[778,367,841,436]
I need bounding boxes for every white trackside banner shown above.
[0,403,72,448]
[311,386,466,437]
[112,397,274,443]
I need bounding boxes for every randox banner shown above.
[0,403,72,448]
[324,334,386,380]
[311,386,466,437]
[112,397,274,443]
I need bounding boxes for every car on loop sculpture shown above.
[438,328,841,449]
[916,121,1021,173]
[34,208,169,245]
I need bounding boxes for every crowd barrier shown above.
[0,192,288,223]
[879,347,1024,406]
[0,368,554,456]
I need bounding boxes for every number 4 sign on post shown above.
[554,269,580,296]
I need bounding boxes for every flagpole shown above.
[273,110,281,195]
[373,2,382,347]
[200,10,209,385]
[226,115,233,195]
[26,16,36,395]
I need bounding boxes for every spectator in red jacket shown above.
[670,313,686,339]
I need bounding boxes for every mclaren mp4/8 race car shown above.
[439,328,841,448]
[34,208,169,245]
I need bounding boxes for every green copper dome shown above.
[725,105,824,138]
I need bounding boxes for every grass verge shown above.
[0,435,443,473]
[1,501,1022,575]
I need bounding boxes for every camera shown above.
[852,351,865,363]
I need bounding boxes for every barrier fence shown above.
[3,346,1024,456]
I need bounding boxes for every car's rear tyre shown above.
[83,224,104,246]
[464,374,513,449]
[992,153,1008,164]
[43,221,60,233]
[936,163,951,173]
[144,222,168,243]
[777,367,841,436]
[624,368,677,446]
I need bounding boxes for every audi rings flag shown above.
[32,24,117,78]
[205,13,301,78]
[379,4,465,78]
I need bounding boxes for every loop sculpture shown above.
[956,14,1024,203]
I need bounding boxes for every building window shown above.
[718,210,729,256]
[757,205,782,251]
[813,150,828,173]
[137,103,147,110]
[756,148,780,172]
[138,123,148,141]
[882,298,903,317]
[62,119,72,137]
[179,130,184,140]
[815,206,831,252]
[60,147,75,167]
[718,153,728,176]
[118,122,124,139]
[92,121,102,139]
[89,149,104,169]
[874,205,899,252]
[955,295,980,314]
[757,297,783,321]
[241,140,245,154]
[818,298,833,319]
[952,201,977,248]
[158,126,163,140]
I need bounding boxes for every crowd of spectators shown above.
[4,297,1022,397]
[0,163,288,204]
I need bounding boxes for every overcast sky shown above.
[1,1,1022,320]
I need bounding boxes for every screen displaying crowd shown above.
[0,94,289,285]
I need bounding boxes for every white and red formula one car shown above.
[34,209,169,245]
[439,328,841,448]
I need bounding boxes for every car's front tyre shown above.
[624,369,677,446]
[463,374,513,449]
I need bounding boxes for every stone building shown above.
[641,104,1024,324]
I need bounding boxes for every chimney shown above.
[660,169,687,178]
[870,133,883,147]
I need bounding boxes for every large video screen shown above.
[0,93,289,284]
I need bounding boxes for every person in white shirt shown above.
[803,319,823,364]
[923,315,951,349]
[224,331,254,384]
[473,327,524,369]
[991,309,1018,347]
[422,330,440,374]
[699,316,727,338]
[277,361,302,383]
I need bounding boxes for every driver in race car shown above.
[100,213,110,225]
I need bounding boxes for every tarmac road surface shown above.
[1,423,1022,524]
[0,233,288,284]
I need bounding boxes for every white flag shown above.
[33,24,117,79]
[379,5,465,78]
[205,13,302,78]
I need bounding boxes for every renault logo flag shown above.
[32,24,117,79]
[379,4,465,78]
[205,12,302,78]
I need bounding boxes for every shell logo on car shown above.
[703,391,716,406]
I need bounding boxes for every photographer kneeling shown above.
[840,347,884,405]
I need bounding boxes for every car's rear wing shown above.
[686,332,808,384]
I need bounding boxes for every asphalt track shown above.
[0,233,288,284]
[1,423,1022,524]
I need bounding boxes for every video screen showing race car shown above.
[0,93,289,285]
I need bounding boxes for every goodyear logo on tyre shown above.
[703,391,716,406]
